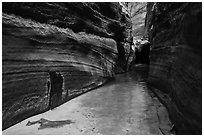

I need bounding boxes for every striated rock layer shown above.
[2,2,131,130]
[146,2,202,134]
[3,2,132,71]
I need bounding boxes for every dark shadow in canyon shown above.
[49,72,63,110]
[26,118,74,130]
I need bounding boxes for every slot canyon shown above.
[2,2,202,135]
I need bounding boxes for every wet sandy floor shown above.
[3,65,173,135]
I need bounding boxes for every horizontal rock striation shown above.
[146,2,202,134]
[2,2,131,130]
[3,2,132,71]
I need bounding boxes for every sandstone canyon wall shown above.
[146,2,202,134]
[2,2,131,130]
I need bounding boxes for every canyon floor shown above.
[3,65,173,135]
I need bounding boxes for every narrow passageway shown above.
[3,65,173,135]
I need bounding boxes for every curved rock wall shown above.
[3,2,132,72]
[2,2,131,130]
[146,2,202,134]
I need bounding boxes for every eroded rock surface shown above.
[2,2,131,130]
[3,66,173,135]
[146,2,202,134]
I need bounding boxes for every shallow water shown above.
[3,65,173,135]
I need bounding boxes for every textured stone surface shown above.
[2,2,131,130]
[116,2,148,72]
[3,66,173,135]
[3,2,132,71]
[120,2,147,39]
[146,2,202,134]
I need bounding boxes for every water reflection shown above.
[3,65,172,135]
[80,64,163,134]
